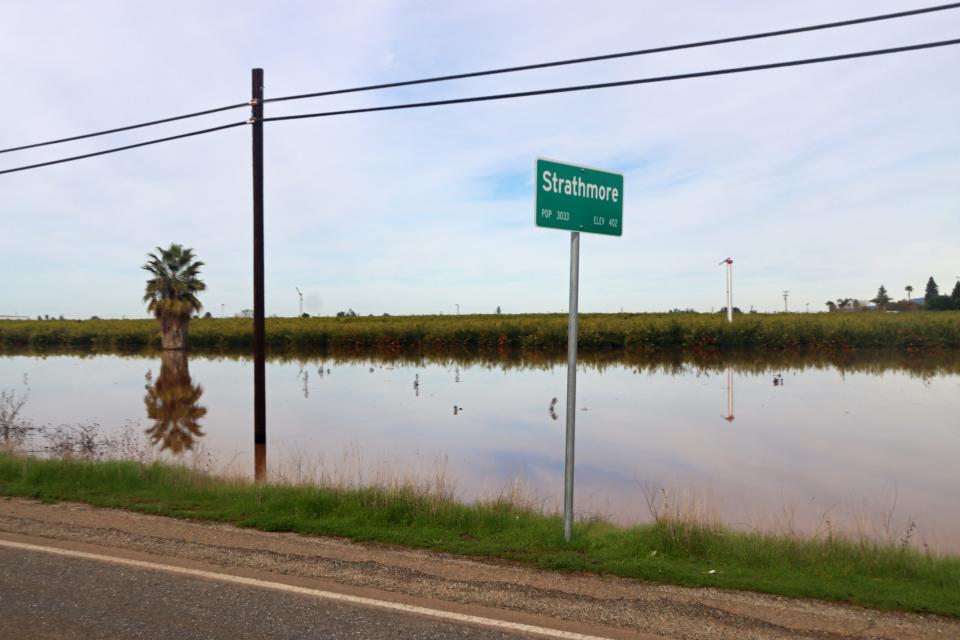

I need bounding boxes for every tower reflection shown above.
[723,367,735,423]
[144,350,207,453]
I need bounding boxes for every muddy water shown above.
[2,352,958,551]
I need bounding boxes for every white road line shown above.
[0,538,615,640]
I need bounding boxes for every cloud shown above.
[2,0,959,317]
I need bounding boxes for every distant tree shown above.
[924,276,939,304]
[58,315,65,320]
[921,276,957,311]
[927,295,953,311]
[142,243,206,350]
[717,307,743,315]
[36,315,42,321]
[905,285,914,302]
[870,285,891,310]
[301,312,310,318]
[89,315,101,320]
[825,301,837,312]
[202,311,212,319]
[888,299,914,312]
[496,306,502,315]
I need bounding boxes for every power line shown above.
[0,102,249,155]
[264,3,960,104]
[0,121,247,176]
[2,4,956,158]
[264,39,960,123]
[3,38,957,176]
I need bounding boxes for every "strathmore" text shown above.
[541,170,619,203]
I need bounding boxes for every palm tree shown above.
[905,285,914,305]
[142,244,206,350]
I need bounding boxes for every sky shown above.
[1,0,958,319]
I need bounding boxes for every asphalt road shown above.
[0,547,534,640]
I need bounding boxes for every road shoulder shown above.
[1,498,956,639]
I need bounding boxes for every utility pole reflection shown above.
[253,347,267,482]
[255,442,267,481]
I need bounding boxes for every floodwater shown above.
[2,351,959,552]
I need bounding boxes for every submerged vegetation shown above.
[1,311,959,354]
[1,452,958,617]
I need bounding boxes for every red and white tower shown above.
[718,258,733,323]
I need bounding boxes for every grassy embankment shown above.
[1,453,958,617]
[2,312,959,353]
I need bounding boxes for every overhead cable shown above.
[264,3,960,103]
[0,103,249,155]
[263,38,960,123]
[3,3,957,157]
[3,38,958,176]
[0,122,247,176]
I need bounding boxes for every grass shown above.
[1,452,958,617]
[1,312,959,354]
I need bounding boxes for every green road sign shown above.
[535,158,623,236]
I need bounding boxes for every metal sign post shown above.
[535,158,623,542]
[563,231,580,542]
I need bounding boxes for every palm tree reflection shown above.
[144,350,207,453]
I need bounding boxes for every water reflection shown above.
[5,347,960,552]
[723,367,734,423]
[255,442,266,480]
[143,350,206,453]
[9,344,960,380]
[297,367,309,398]
[241,347,960,380]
